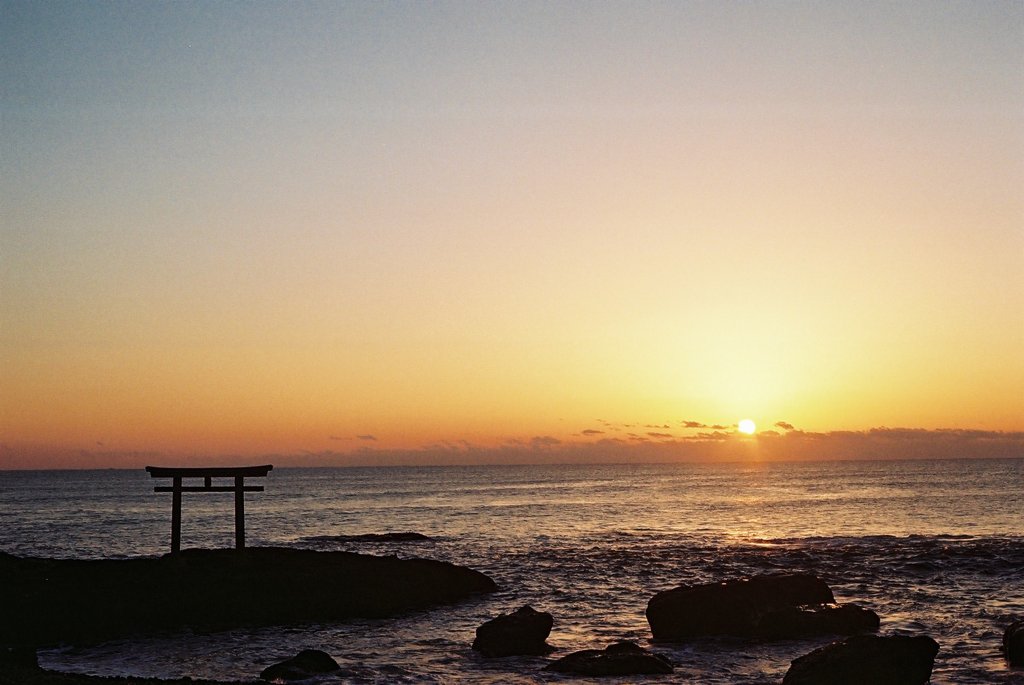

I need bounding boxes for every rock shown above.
[758,603,880,638]
[646,573,877,640]
[1005,619,1024,666]
[472,605,554,657]
[0,548,496,647]
[260,649,340,681]
[302,532,432,543]
[0,645,38,669]
[544,640,672,676]
[783,634,939,685]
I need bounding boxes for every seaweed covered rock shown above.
[544,641,672,676]
[260,649,339,681]
[1005,619,1024,666]
[472,605,554,657]
[646,573,877,640]
[0,548,496,647]
[783,634,939,685]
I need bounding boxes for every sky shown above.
[2,1,1022,468]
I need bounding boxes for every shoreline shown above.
[0,663,254,685]
[0,547,495,649]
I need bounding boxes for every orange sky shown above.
[2,3,1022,468]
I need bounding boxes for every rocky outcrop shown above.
[646,573,878,640]
[472,605,554,657]
[756,602,880,638]
[0,548,496,647]
[260,649,339,681]
[0,660,252,685]
[783,634,939,685]
[1005,619,1024,666]
[544,641,672,676]
[301,532,432,543]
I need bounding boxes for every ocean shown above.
[1,459,1022,683]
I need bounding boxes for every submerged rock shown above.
[260,649,340,681]
[544,640,672,676]
[1005,619,1024,666]
[302,532,432,543]
[646,573,878,640]
[472,605,554,657]
[783,634,939,685]
[0,548,496,647]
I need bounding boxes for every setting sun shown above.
[738,419,757,435]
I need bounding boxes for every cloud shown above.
[775,421,795,431]
[285,427,1024,467]
[710,424,728,430]
[644,424,671,429]
[4,427,1021,470]
[755,426,1024,461]
[695,431,731,441]
[682,421,707,428]
[647,432,674,439]
[580,429,605,436]
[356,434,377,441]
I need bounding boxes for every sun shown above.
[738,419,756,435]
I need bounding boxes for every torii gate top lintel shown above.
[145,465,273,478]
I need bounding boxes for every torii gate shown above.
[145,465,273,553]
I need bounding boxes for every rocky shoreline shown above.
[0,547,496,648]
[3,550,1020,684]
[0,663,256,685]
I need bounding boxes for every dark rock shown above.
[783,634,939,685]
[472,605,554,657]
[0,548,496,647]
[1005,619,1024,666]
[544,640,672,676]
[302,532,432,543]
[758,603,881,638]
[260,649,339,681]
[646,573,877,640]
[0,660,253,685]
[0,645,38,669]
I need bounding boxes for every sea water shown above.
[1,459,1022,683]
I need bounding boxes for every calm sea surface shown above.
[1,459,1022,684]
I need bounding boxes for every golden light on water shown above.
[738,419,757,435]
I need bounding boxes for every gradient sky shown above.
[2,1,1022,467]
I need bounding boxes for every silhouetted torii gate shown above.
[145,465,273,553]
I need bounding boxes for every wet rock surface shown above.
[757,602,880,638]
[783,633,940,685]
[1005,619,1024,666]
[259,649,339,681]
[472,605,554,657]
[544,640,673,676]
[300,532,432,543]
[646,572,878,640]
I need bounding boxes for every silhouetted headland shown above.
[0,547,496,648]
